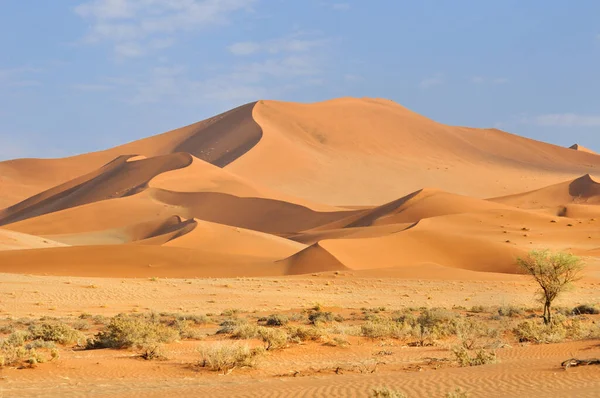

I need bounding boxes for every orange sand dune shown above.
[224,98,600,205]
[288,207,600,274]
[308,188,513,231]
[288,223,413,245]
[1,194,180,236]
[0,228,67,251]
[148,189,356,234]
[490,174,600,209]
[45,215,196,246]
[2,97,600,278]
[0,153,192,226]
[0,245,284,278]
[0,102,261,208]
[164,219,306,259]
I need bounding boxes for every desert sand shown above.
[1,98,600,397]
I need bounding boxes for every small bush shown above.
[217,318,247,335]
[265,314,288,327]
[371,387,407,398]
[469,306,487,313]
[87,314,179,351]
[28,322,84,345]
[452,346,496,367]
[0,331,54,368]
[308,311,334,325]
[287,325,324,342]
[513,320,566,344]
[230,323,259,340]
[498,305,524,318]
[257,327,288,351]
[198,343,264,372]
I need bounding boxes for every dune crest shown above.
[569,143,597,154]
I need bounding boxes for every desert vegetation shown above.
[517,250,585,324]
[0,299,597,375]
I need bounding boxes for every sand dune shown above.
[0,153,192,226]
[490,174,600,209]
[45,216,196,246]
[0,228,67,251]
[2,97,600,278]
[225,98,600,205]
[0,244,284,278]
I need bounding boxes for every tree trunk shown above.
[543,301,551,324]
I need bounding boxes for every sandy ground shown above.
[0,273,599,397]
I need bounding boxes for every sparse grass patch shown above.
[87,313,179,359]
[287,325,325,342]
[28,322,84,346]
[198,343,264,373]
[264,314,288,326]
[452,346,497,367]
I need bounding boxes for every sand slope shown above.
[226,98,600,205]
[0,228,67,251]
[490,174,600,209]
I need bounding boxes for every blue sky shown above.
[1,0,600,160]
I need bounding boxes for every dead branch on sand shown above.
[561,358,600,370]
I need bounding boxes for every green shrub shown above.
[28,322,84,345]
[308,311,334,325]
[230,323,259,340]
[198,343,264,372]
[265,314,289,327]
[257,327,288,350]
[217,318,247,335]
[287,325,324,342]
[87,314,179,350]
[497,305,524,318]
[452,346,496,367]
[513,320,566,344]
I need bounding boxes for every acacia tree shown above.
[517,250,584,324]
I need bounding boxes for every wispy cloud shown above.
[228,34,329,56]
[419,73,443,89]
[0,66,42,87]
[74,0,257,57]
[523,113,600,127]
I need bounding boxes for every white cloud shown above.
[228,35,328,56]
[419,73,443,89]
[0,67,42,87]
[524,113,600,127]
[471,76,485,84]
[75,0,257,57]
[228,41,261,55]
